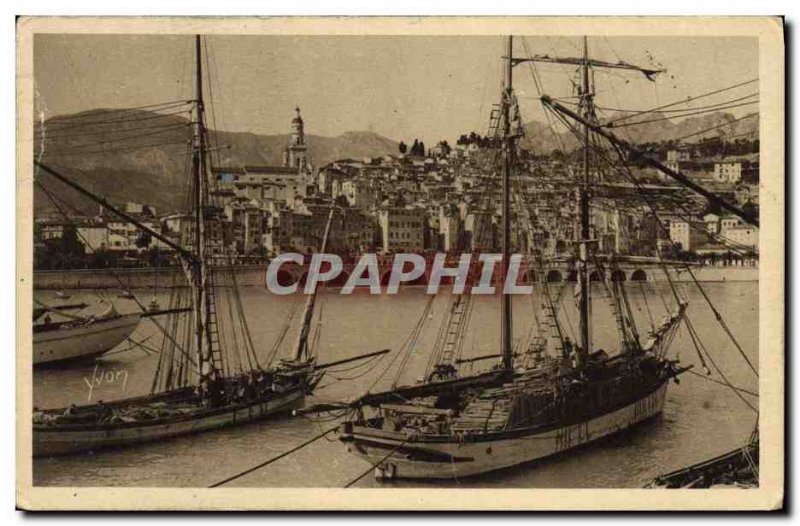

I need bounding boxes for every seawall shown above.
[32,262,759,290]
[33,265,267,290]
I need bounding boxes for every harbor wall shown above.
[668,265,759,283]
[32,262,758,290]
[33,265,267,290]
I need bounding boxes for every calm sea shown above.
[32,280,759,488]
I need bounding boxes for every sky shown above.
[33,34,758,146]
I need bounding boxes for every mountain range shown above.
[522,110,759,153]
[34,107,758,216]
[34,109,399,215]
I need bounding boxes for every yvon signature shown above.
[83,364,128,402]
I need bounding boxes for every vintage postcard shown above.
[16,16,784,510]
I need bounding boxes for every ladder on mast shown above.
[437,293,473,365]
[488,104,502,137]
[203,212,225,376]
[512,157,567,354]
[205,269,224,375]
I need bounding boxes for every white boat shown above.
[33,313,141,366]
[343,380,669,480]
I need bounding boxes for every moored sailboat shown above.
[32,35,376,457]
[647,427,759,488]
[33,308,142,366]
[338,36,692,480]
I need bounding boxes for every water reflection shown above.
[33,281,759,488]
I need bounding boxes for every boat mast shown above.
[507,39,670,366]
[501,36,514,372]
[577,36,592,367]
[539,97,759,228]
[192,34,213,383]
[293,206,336,362]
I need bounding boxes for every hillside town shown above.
[34,107,759,270]
[26,28,772,501]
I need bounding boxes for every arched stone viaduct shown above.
[272,255,656,288]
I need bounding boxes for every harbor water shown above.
[32,280,759,488]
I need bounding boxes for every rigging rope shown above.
[685,129,758,144]
[343,434,416,488]
[325,353,386,375]
[671,112,759,143]
[600,140,758,377]
[208,425,341,487]
[41,140,190,157]
[396,294,436,386]
[366,295,440,395]
[507,49,574,358]
[43,123,191,155]
[263,297,301,366]
[542,106,759,385]
[587,91,759,115]
[574,114,753,260]
[603,78,759,126]
[40,119,196,141]
[323,353,390,383]
[38,105,193,130]
[35,100,193,123]
[607,101,758,129]
[637,279,656,330]
[35,168,199,375]
[684,368,758,398]
[685,317,758,414]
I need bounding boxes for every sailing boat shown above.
[32,35,377,456]
[33,299,141,366]
[338,36,691,480]
[530,46,761,489]
[647,426,759,488]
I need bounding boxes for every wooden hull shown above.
[342,382,668,480]
[647,438,759,488]
[33,314,142,366]
[33,386,305,456]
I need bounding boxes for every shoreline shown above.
[32,263,759,290]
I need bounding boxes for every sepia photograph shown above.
[15,16,784,511]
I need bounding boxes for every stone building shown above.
[378,206,426,254]
[713,161,743,184]
[667,217,708,252]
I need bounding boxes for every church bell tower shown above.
[284,106,308,172]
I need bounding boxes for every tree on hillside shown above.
[408,138,429,156]
[34,225,86,269]
[455,131,500,149]
[135,231,152,250]
[334,194,350,208]
[59,226,86,268]
[88,247,116,269]
[399,141,407,154]
[742,201,759,220]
